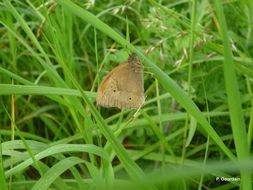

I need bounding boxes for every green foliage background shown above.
[0,0,253,189]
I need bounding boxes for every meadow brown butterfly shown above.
[96,53,145,109]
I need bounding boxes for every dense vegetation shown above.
[0,0,253,189]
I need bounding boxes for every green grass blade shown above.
[58,0,235,162]
[5,143,109,178]
[0,84,95,98]
[214,1,252,189]
[31,157,89,190]
[0,133,8,190]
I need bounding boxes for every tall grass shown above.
[0,0,252,189]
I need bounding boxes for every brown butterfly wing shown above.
[112,61,144,108]
[96,61,144,109]
[96,76,118,107]
[96,63,128,108]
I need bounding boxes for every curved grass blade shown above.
[57,0,235,161]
